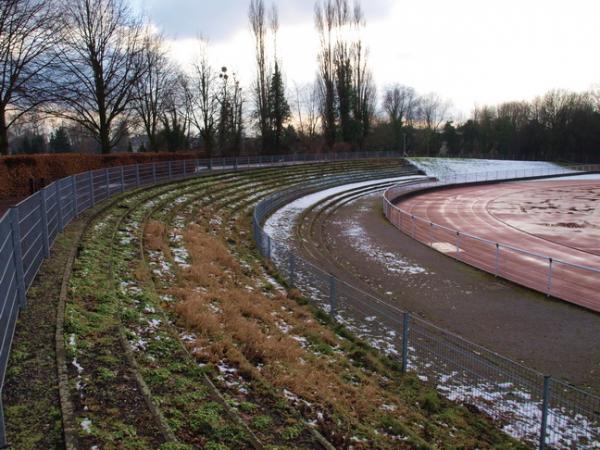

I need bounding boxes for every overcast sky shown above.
[132,0,600,117]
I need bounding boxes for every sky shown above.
[132,0,600,117]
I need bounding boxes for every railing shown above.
[252,166,600,449]
[383,165,600,312]
[0,150,404,446]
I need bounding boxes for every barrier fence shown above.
[0,150,405,447]
[252,166,600,449]
[382,165,600,312]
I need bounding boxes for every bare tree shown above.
[383,84,417,128]
[160,73,193,151]
[316,0,374,149]
[249,0,270,152]
[418,93,450,154]
[350,4,375,148]
[133,32,174,152]
[419,93,450,133]
[333,0,353,143]
[216,67,244,156]
[496,101,531,129]
[51,0,145,153]
[293,82,320,150]
[0,0,58,154]
[189,39,218,157]
[315,0,337,149]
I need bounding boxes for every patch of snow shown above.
[276,320,291,334]
[80,418,92,433]
[408,157,569,178]
[291,335,309,348]
[341,221,429,275]
[146,318,161,331]
[72,358,84,374]
[264,176,425,243]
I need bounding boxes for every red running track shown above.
[392,179,600,312]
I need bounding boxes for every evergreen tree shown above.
[268,62,290,151]
[49,127,72,152]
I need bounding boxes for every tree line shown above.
[1,0,598,162]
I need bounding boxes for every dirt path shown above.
[294,190,600,392]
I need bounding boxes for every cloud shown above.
[134,0,393,41]
[136,0,600,115]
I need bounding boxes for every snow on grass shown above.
[276,253,599,448]
[72,358,84,374]
[80,418,92,433]
[340,221,429,275]
[408,157,569,178]
[216,360,249,394]
[147,250,174,280]
[434,374,598,448]
[264,176,425,244]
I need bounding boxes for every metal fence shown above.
[252,166,600,449]
[382,165,600,312]
[0,150,405,447]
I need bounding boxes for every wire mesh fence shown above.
[253,166,600,449]
[383,166,600,312]
[0,150,407,446]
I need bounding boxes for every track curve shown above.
[395,179,600,311]
[279,179,600,392]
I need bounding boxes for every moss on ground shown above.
[3,160,527,449]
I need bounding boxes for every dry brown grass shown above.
[152,222,409,425]
[145,220,169,253]
[182,223,240,286]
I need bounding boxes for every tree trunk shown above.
[0,107,9,155]
[100,123,111,154]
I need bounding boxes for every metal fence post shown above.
[120,166,125,193]
[55,182,64,232]
[104,168,110,197]
[429,222,434,246]
[184,159,188,177]
[402,312,410,373]
[10,208,26,307]
[89,171,95,207]
[329,275,337,318]
[289,253,296,286]
[39,190,50,258]
[266,235,271,259]
[546,258,553,296]
[539,376,551,450]
[136,165,141,187]
[495,243,500,276]
[71,176,78,216]
[168,160,172,179]
[0,401,6,449]
[152,163,157,183]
